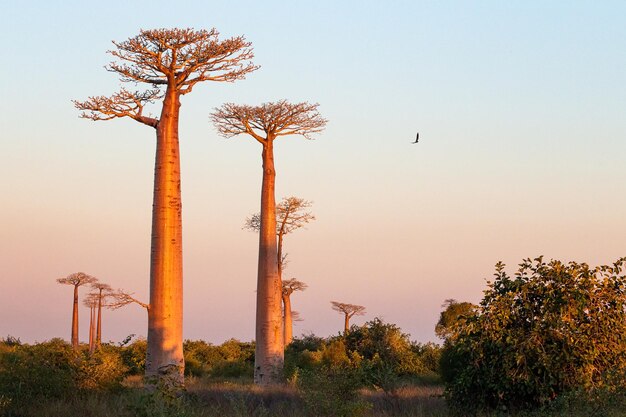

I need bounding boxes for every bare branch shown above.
[211,100,327,142]
[108,289,149,311]
[331,301,366,318]
[282,278,308,296]
[244,196,315,236]
[73,88,160,127]
[56,272,97,287]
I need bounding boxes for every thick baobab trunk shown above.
[344,314,350,333]
[146,87,185,388]
[71,285,79,349]
[255,140,283,385]
[96,289,102,348]
[283,293,293,346]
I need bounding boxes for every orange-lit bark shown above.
[75,29,257,389]
[146,85,185,387]
[255,139,284,385]
[96,288,102,348]
[71,285,79,349]
[282,292,293,345]
[344,313,350,333]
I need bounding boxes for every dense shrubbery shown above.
[183,338,255,378]
[442,257,626,413]
[0,337,128,413]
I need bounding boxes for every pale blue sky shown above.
[1,1,625,344]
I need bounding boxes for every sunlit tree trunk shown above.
[255,140,283,385]
[96,288,103,348]
[146,85,185,388]
[283,293,293,345]
[88,305,95,354]
[71,285,79,349]
[344,314,350,333]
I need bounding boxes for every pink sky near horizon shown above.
[1,1,625,345]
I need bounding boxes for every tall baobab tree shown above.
[244,196,315,278]
[56,272,97,349]
[91,282,113,348]
[83,293,99,354]
[211,100,326,385]
[282,278,307,346]
[74,28,257,387]
[331,301,366,333]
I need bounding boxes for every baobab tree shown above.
[244,196,315,277]
[91,282,113,348]
[56,272,97,349]
[211,100,326,385]
[282,278,308,345]
[83,293,99,354]
[331,301,366,333]
[74,28,257,387]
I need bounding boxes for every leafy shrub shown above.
[78,344,128,390]
[298,365,369,417]
[121,337,147,375]
[444,257,626,413]
[345,318,426,377]
[0,338,78,409]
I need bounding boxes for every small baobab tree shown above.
[244,196,315,278]
[211,100,327,385]
[56,272,97,349]
[83,293,99,354]
[91,282,113,348]
[331,301,366,333]
[282,278,308,346]
[74,28,257,388]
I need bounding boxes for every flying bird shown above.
[412,132,419,144]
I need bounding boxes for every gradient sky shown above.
[1,1,625,345]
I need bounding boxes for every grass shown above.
[5,377,626,417]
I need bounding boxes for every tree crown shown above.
[211,100,327,142]
[56,272,97,287]
[282,278,308,296]
[244,196,315,236]
[74,27,258,125]
[331,301,366,317]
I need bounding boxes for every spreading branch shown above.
[74,28,258,125]
[108,289,150,311]
[331,301,366,318]
[211,100,327,142]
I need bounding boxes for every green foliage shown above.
[78,344,128,390]
[435,299,477,341]
[345,318,427,378]
[183,339,254,379]
[298,365,370,417]
[0,338,79,408]
[443,257,626,413]
[121,338,147,375]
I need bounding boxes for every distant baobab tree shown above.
[56,272,97,349]
[83,293,99,354]
[244,196,316,278]
[74,28,257,388]
[91,282,113,349]
[282,278,308,346]
[331,301,366,333]
[211,100,326,385]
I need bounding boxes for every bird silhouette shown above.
[412,132,419,144]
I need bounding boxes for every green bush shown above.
[121,338,147,375]
[444,257,626,413]
[78,344,128,390]
[298,365,369,417]
[0,338,78,409]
